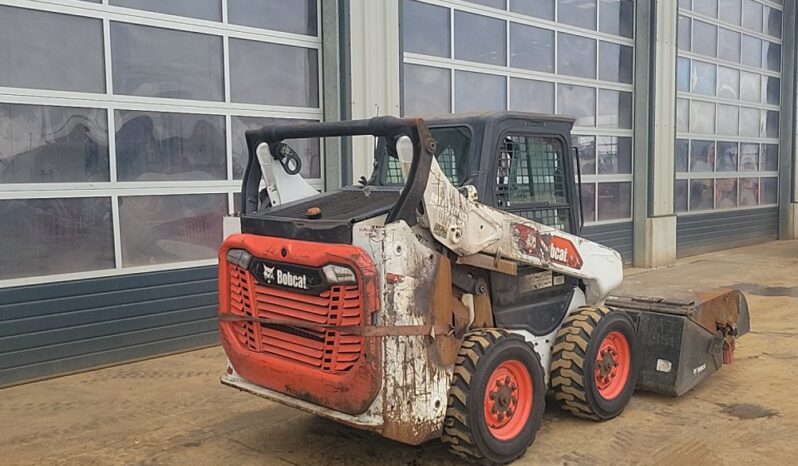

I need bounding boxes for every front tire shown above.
[441,329,545,465]
[550,306,639,420]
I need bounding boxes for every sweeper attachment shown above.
[217,113,749,464]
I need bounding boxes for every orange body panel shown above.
[218,233,382,415]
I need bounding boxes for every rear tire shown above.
[441,329,545,465]
[550,306,639,420]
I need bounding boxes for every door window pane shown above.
[558,0,597,30]
[119,194,227,267]
[678,15,691,51]
[716,142,738,171]
[675,139,689,172]
[717,67,739,99]
[230,39,318,107]
[404,64,451,116]
[0,198,114,279]
[694,0,717,17]
[573,136,596,175]
[741,35,761,68]
[596,136,631,174]
[228,0,317,35]
[763,42,781,72]
[510,78,555,114]
[675,179,688,212]
[558,84,596,127]
[678,0,691,9]
[510,23,554,73]
[692,20,718,58]
[741,0,762,32]
[764,7,782,39]
[402,0,449,57]
[115,111,226,182]
[739,108,760,137]
[599,42,633,84]
[718,29,740,63]
[231,116,320,179]
[597,182,631,220]
[677,57,691,92]
[719,0,741,25]
[111,23,223,101]
[691,140,715,172]
[676,99,690,133]
[691,61,716,96]
[740,143,759,171]
[454,11,506,65]
[740,71,761,102]
[580,182,596,222]
[715,178,738,208]
[597,90,632,129]
[0,6,104,93]
[765,77,780,105]
[765,111,779,138]
[761,177,777,204]
[717,104,739,136]
[738,177,759,206]
[690,101,715,134]
[558,33,597,79]
[510,0,554,20]
[599,0,634,38]
[455,72,506,112]
[111,0,221,21]
[0,104,108,183]
[690,179,714,211]
[761,144,778,171]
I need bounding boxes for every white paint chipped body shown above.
[417,154,623,304]
[352,221,454,443]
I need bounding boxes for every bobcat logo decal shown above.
[262,265,276,282]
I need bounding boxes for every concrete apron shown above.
[1,240,798,465]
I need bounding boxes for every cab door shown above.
[488,132,581,336]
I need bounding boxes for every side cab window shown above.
[495,134,573,232]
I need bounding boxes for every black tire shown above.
[441,329,545,465]
[550,306,639,421]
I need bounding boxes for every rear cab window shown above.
[379,126,472,186]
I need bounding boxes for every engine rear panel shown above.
[218,234,381,415]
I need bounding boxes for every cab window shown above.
[380,126,471,186]
[496,135,572,231]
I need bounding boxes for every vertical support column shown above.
[779,0,797,239]
[347,0,401,181]
[633,0,678,268]
[321,0,343,191]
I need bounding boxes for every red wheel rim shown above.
[483,360,532,441]
[594,331,631,400]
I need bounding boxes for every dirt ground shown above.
[2,241,798,465]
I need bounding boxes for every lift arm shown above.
[395,135,623,305]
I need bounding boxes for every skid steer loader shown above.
[218,112,749,464]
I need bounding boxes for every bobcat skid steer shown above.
[217,112,749,464]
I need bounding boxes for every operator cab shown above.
[372,112,582,236]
